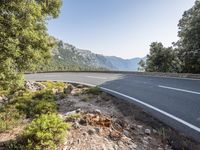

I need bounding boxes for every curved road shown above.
[26,72,200,141]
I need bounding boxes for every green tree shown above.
[145,42,177,72]
[0,0,62,90]
[177,0,200,73]
[138,59,146,72]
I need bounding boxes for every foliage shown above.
[0,105,24,132]
[41,81,65,90]
[22,113,70,150]
[0,0,62,90]
[83,86,101,95]
[176,0,200,73]
[66,113,81,120]
[36,38,110,72]
[140,1,200,73]
[144,42,178,72]
[33,89,56,101]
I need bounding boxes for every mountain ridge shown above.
[41,38,143,71]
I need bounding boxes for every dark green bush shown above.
[33,90,56,101]
[83,86,101,95]
[29,100,57,118]
[0,106,24,132]
[22,113,70,150]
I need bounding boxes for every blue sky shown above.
[47,0,195,59]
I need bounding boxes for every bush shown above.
[41,81,65,91]
[14,90,57,119]
[0,106,24,132]
[33,90,56,101]
[83,86,101,95]
[22,114,70,150]
[29,100,57,118]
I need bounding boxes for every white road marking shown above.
[100,87,200,133]
[159,85,200,95]
[85,76,107,80]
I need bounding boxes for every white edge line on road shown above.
[28,79,200,133]
[159,85,200,95]
[100,87,200,133]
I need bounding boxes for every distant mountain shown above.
[105,56,142,71]
[40,38,143,71]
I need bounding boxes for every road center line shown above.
[158,85,200,95]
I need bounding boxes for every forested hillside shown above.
[37,38,143,72]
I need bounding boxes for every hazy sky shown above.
[47,0,195,59]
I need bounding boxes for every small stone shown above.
[94,127,101,133]
[83,132,87,136]
[129,143,137,149]
[76,108,81,113]
[94,109,101,114]
[79,119,87,126]
[153,129,157,134]
[73,122,80,129]
[143,140,149,145]
[145,129,151,135]
[88,129,95,135]
[123,129,130,137]
[137,125,143,129]
[157,147,164,150]
[117,141,124,146]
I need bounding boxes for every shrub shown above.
[33,90,55,101]
[29,100,57,118]
[83,86,101,95]
[22,114,70,150]
[41,81,65,91]
[0,106,24,132]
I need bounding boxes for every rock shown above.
[109,130,122,141]
[94,109,101,114]
[88,128,96,135]
[137,125,143,129]
[0,96,8,103]
[33,82,46,90]
[82,132,87,136]
[25,81,36,91]
[76,108,81,113]
[94,127,101,134]
[143,140,149,145]
[129,143,137,149]
[153,129,157,134]
[25,81,46,91]
[157,147,164,150]
[123,129,130,137]
[79,119,87,126]
[73,122,80,129]
[64,84,73,94]
[145,129,151,135]
[52,88,59,94]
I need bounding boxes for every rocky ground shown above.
[0,81,199,150]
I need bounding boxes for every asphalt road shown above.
[26,72,200,141]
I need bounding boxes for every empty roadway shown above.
[26,72,200,141]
